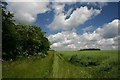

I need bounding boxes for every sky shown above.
[4,0,120,50]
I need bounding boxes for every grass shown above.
[52,53,92,78]
[58,50,119,78]
[2,51,54,78]
[2,50,119,78]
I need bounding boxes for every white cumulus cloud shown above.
[82,25,94,32]
[6,0,49,24]
[48,6,101,30]
[48,19,119,50]
[96,19,119,39]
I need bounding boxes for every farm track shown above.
[51,51,66,78]
[52,52,59,78]
[51,52,92,78]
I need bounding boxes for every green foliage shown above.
[2,7,19,60]
[15,25,50,56]
[69,53,109,67]
[2,6,50,60]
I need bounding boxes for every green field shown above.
[2,50,119,78]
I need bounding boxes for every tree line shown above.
[2,6,50,61]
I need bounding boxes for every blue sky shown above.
[32,2,118,35]
[5,1,119,50]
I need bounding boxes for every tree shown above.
[2,6,50,60]
[2,6,20,60]
[40,37,50,54]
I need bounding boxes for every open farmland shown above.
[2,50,119,78]
[58,50,119,78]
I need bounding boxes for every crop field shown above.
[2,50,119,78]
[58,50,119,78]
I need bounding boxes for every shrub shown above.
[69,54,100,67]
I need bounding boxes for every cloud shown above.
[82,25,94,32]
[51,3,65,15]
[6,0,49,24]
[86,2,108,9]
[48,19,119,50]
[6,2,105,25]
[96,19,119,39]
[5,1,76,24]
[48,6,101,30]
[48,31,80,50]
[96,37,118,50]
[97,38,115,46]
[65,8,74,17]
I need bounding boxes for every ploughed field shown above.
[2,50,119,78]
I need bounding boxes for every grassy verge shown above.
[2,51,54,78]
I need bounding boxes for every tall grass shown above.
[2,51,54,78]
[58,50,118,78]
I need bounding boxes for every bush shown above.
[69,54,100,67]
